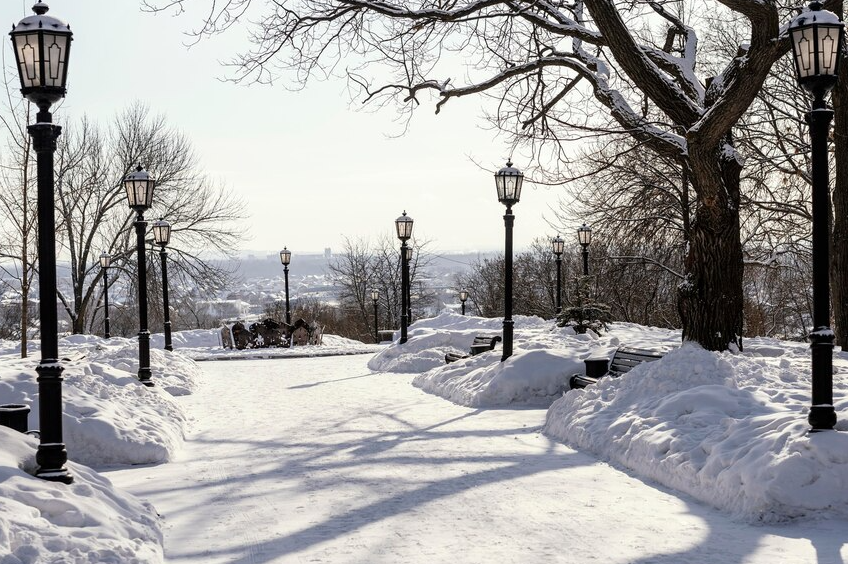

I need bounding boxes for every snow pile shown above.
[0,426,163,563]
[372,310,848,522]
[0,332,207,562]
[545,342,848,522]
[370,310,677,407]
[0,335,198,467]
[171,328,383,361]
[414,347,580,407]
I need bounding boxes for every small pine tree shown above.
[557,276,612,334]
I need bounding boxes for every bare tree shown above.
[52,103,245,335]
[328,234,433,341]
[0,77,38,357]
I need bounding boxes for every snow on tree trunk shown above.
[679,142,744,351]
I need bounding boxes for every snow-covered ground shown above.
[106,356,848,564]
[0,315,846,562]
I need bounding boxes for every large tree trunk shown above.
[830,31,847,349]
[678,141,744,351]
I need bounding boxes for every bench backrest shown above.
[471,335,502,348]
[608,347,663,376]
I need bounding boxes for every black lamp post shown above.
[153,219,173,352]
[371,288,380,344]
[494,161,523,362]
[789,1,844,431]
[459,289,469,316]
[395,211,414,344]
[577,224,592,276]
[124,165,155,387]
[404,245,413,324]
[280,247,292,325]
[551,235,564,315]
[100,252,111,339]
[11,1,73,484]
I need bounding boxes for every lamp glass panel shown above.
[135,183,147,207]
[145,182,154,207]
[511,175,524,201]
[792,26,817,78]
[280,249,291,265]
[818,25,841,75]
[495,175,506,200]
[44,32,68,86]
[13,33,39,87]
[124,182,136,207]
[100,254,110,268]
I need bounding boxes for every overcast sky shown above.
[3,1,583,257]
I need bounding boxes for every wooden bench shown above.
[445,335,502,363]
[569,347,664,389]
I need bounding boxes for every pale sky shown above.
[3,1,577,256]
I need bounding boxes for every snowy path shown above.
[104,356,847,564]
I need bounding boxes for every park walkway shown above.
[104,356,846,564]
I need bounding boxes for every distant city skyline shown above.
[2,1,580,256]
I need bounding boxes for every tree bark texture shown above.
[830,13,847,349]
[679,141,744,351]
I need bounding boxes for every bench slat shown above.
[446,334,502,363]
[570,346,664,389]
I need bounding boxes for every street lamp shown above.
[789,0,844,431]
[124,165,155,387]
[494,161,523,361]
[10,1,73,483]
[551,235,565,315]
[371,288,380,344]
[100,252,111,339]
[459,289,469,316]
[153,219,173,352]
[279,247,292,325]
[404,245,413,324]
[395,211,414,344]
[577,224,592,276]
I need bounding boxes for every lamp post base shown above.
[35,445,73,484]
[35,466,73,484]
[138,330,154,387]
[138,368,154,387]
[34,362,72,484]
[808,405,837,430]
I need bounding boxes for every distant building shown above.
[324,247,332,259]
